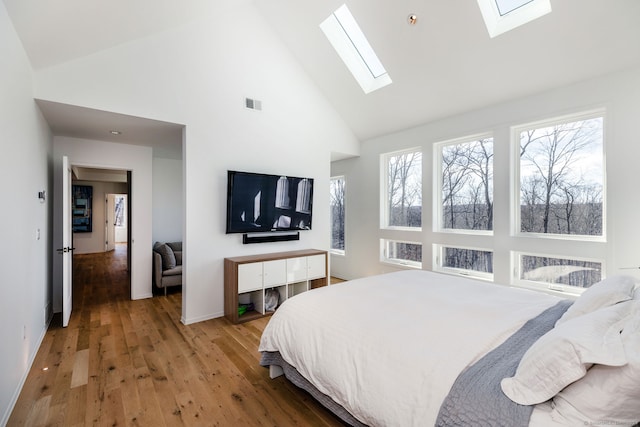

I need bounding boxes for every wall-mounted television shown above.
[226,170,314,234]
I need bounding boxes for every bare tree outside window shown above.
[436,138,493,275]
[386,150,422,228]
[441,138,493,231]
[330,177,345,252]
[519,116,604,236]
[115,195,126,227]
[441,247,493,274]
[383,240,422,266]
[381,149,422,266]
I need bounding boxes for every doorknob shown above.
[56,247,75,254]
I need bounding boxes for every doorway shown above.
[71,168,131,298]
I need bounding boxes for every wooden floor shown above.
[8,245,347,427]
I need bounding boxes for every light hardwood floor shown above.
[8,245,347,426]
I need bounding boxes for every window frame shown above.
[433,243,494,281]
[380,147,423,231]
[434,133,494,236]
[380,238,423,269]
[330,175,346,255]
[511,109,607,242]
[477,0,551,38]
[512,251,605,296]
[320,4,392,94]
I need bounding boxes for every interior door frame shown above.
[61,156,73,327]
[105,193,116,252]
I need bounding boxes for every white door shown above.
[61,156,73,327]
[105,194,116,252]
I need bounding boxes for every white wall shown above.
[331,66,640,283]
[152,157,183,243]
[53,137,154,306]
[72,180,128,254]
[0,3,53,425]
[35,0,359,324]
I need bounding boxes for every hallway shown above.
[73,244,132,312]
[8,246,344,426]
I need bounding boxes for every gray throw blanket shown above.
[436,300,572,427]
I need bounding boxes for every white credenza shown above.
[224,249,328,324]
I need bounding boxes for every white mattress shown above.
[259,270,565,426]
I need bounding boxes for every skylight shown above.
[320,4,392,94]
[477,0,551,38]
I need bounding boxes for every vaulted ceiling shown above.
[4,0,640,144]
[255,0,640,140]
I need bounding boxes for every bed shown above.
[258,270,640,427]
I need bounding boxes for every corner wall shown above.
[152,157,183,244]
[0,3,53,424]
[34,0,359,324]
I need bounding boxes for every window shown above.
[515,252,603,294]
[320,4,392,94]
[437,136,493,232]
[516,112,604,238]
[115,195,126,227]
[381,239,422,268]
[382,149,422,228]
[330,176,346,253]
[477,0,551,38]
[434,245,493,280]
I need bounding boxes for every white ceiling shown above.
[3,0,212,70]
[36,100,184,159]
[5,0,640,145]
[254,0,640,140]
[72,166,128,183]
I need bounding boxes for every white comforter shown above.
[259,270,564,426]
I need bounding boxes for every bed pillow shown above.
[549,308,640,426]
[154,243,176,270]
[500,300,634,405]
[167,241,182,252]
[555,275,636,326]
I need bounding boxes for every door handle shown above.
[56,247,75,254]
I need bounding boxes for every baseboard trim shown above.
[181,310,224,325]
[1,316,51,426]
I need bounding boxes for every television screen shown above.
[226,170,314,234]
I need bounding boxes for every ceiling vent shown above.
[245,97,262,111]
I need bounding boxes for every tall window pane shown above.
[115,195,126,227]
[519,115,604,236]
[384,149,422,228]
[440,137,493,231]
[330,176,346,252]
